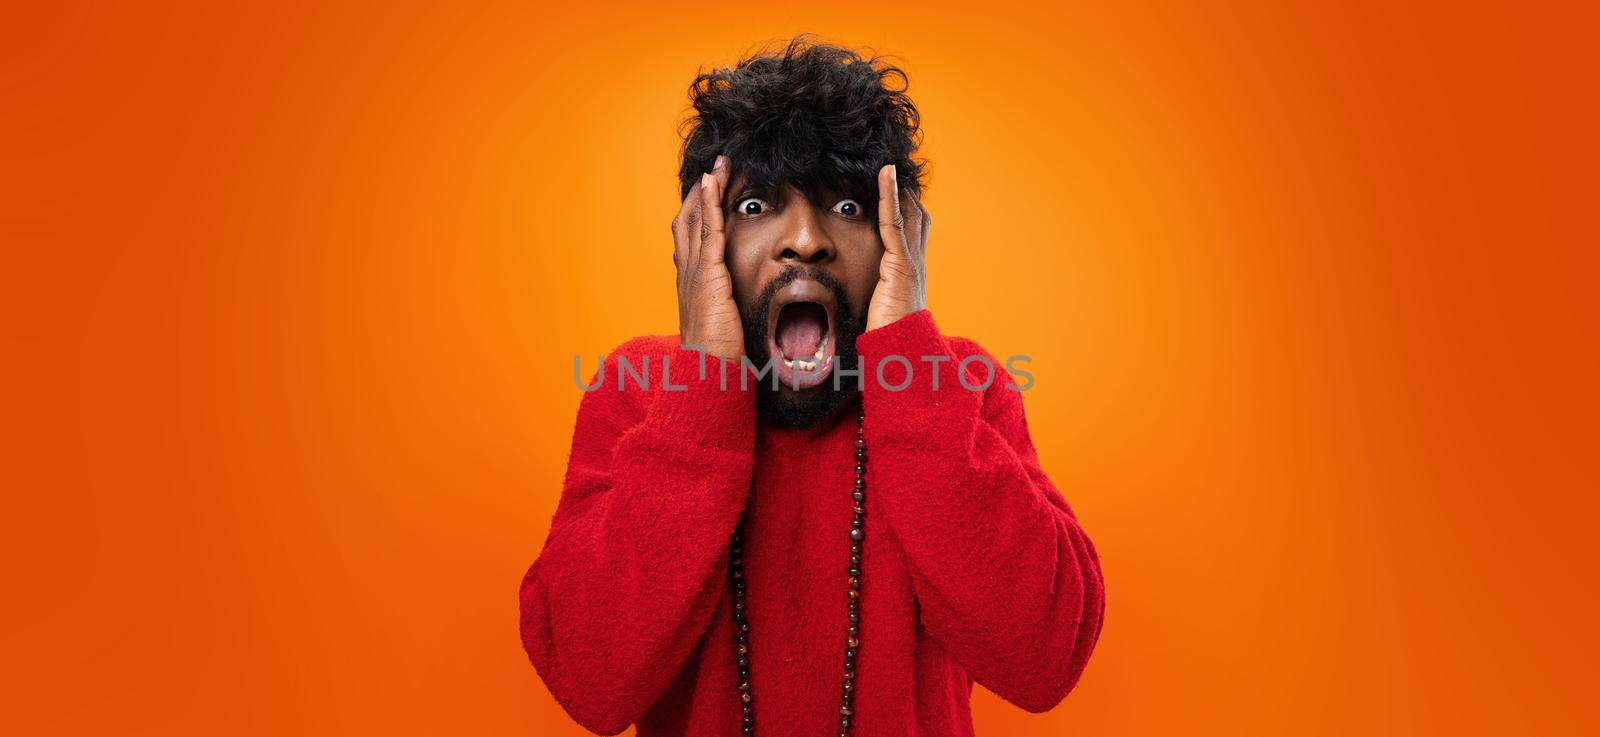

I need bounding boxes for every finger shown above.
[876,164,907,258]
[689,156,728,272]
[685,175,707,276]
[898,186,926,255]
[698,169,727,267]
[712,154,730,191]
[896,187,928,288]
[673,177,704,278]
[910,189,929,258]
[915,193,931,282]
[918,193,931,237]
[919,202,931,260]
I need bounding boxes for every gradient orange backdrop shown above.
[4,2,1597,734]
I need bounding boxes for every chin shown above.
[757,385,856,428]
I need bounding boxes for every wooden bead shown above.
[729,412,870,728]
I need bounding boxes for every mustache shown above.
[752,265,848,312]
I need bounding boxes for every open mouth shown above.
[768,289,837,390]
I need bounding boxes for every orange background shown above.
[3,1,1596,734]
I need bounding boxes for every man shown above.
[519,37,1104,736]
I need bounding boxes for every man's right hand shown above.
[673,154,745,361]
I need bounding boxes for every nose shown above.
[772,194,836,265]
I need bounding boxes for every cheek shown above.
[839,230,884,313]
[723,229,768,304]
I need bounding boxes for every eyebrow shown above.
[725,181,777,208]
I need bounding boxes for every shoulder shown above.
[572,333,681,421]
[941,333,991,362]
[940,333,1014,383]
[606,334,681,363]
[938,333,1033,427]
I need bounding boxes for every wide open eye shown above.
[831,198,863,218]
[734,197,770,216]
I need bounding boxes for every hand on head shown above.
[673,155,745,361]
[865,164,930,331]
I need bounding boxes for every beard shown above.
[741,265,864,428]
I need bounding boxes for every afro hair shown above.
[677,35,926,211]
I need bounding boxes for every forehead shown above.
[726,170,823,193]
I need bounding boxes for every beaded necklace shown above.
[727,410,867,736]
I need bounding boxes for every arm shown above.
[521,154,747,734]
[856,309,1106,711]
[518,344,755,734]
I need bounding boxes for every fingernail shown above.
[714,155,728,172]
[889,164,898,185]
[701,172,711,188]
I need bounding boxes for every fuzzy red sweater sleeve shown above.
[855,309,1106,712]
[518,340,755,735]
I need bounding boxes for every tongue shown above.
[775,303,827,360]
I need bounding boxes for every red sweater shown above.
[519,310,1104,736]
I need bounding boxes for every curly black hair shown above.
[677,35,925,210]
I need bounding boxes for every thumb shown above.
[876,164,907,257]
